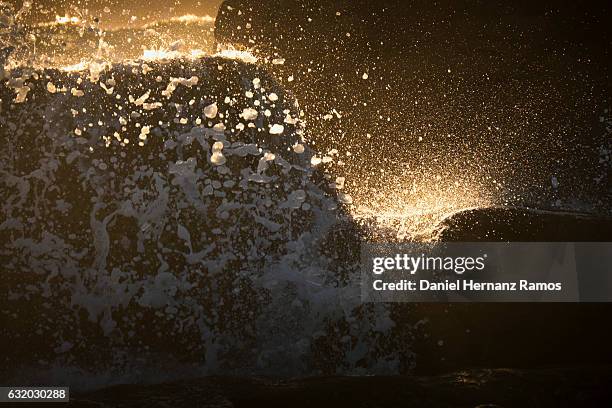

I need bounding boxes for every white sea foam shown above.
[0,52,409,388]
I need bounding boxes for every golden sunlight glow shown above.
[55,15,81,25]
[59,61,90,72]
[214,45,259,64]
[141,48,208,60]
[170,14,216,24]
[349,175,491,242]
[141,14,216,28]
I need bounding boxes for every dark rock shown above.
[436,207,612,242]
[69,366,612,407]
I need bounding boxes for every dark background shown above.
[217,0,612,211]
[214,0,612,374]
[4,0,612,377]
[13,0,223,27]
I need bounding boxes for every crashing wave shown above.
[0,55,411,386]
